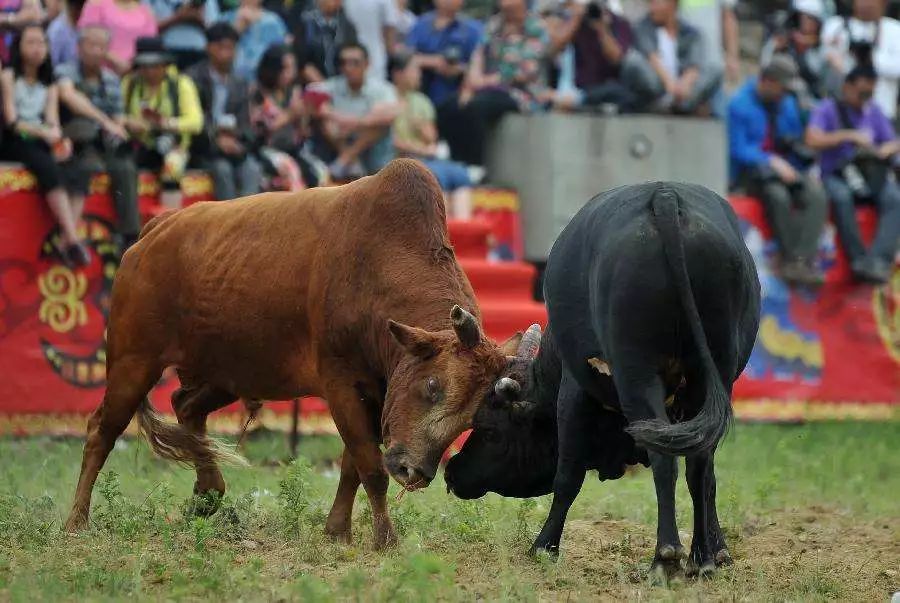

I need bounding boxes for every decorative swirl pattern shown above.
[873,268,900,364]
[758,314,824,368]
[37,266,88,333]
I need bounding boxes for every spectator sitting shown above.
[0,23,90,267]
[822,0,900,120]
[390,52,472,218]
[286,0,358,84]
[728,55,828,286]
[761,0,828,114]
[224,0,289,79]
[147,0,220,71]
[56,26,139,251]
[343,0,401,80]
[806,64,900,284]
[438,0,550,171]
[187,22,261,200]
[48,0,85,67]
[551,0,639,111]
[250,44,307,191]
[0,0,45,64]
[313,42,401,179]
[629,0,723,115]
[404,0,482,108]
[77,0,158,75]
[122,37,203,209]
[679,0,740,85]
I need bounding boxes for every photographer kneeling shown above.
[123,37,203,209]
[806,64,900,284]
[729,55,828,286]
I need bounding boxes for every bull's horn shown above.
[517,324,542,359]
[450,304,481,349]
[494,377,521,402]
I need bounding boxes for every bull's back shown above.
[543,183,756,392]
[111,191,336,397]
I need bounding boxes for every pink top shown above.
[78,0,158,64]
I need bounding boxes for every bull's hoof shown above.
[324,523,352,545]
[528,542,560,560]
[649,545,686,586]
[715,547,733,567]
[373,525,398,551]
[63,512,88,534]
[185,486,223,518]
[686,558,718,579]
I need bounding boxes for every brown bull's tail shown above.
[136,399,248,468]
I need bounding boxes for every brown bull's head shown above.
[381,305,521,490]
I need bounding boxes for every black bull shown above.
[445,182,761,579]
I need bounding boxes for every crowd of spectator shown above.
[730,0,900,285]
[0,0,896,284]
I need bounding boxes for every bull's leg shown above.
[65,355,162,532]
[171,381,237,515]
[326,386,396,550]
[324,448,361,544]
[530,373,590,557]
[685,451,728,577]
[615,365,685,583]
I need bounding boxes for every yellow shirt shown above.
[122,68,203,150]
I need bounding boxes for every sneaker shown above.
[851,256,891,285]
[798,258,826,288]
[66,242,92,268]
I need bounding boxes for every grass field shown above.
[1,421,898,601]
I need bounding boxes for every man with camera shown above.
[123,37,204,209]
[822,0,900,119]
[806,64,900,284]
[186,23,261,201]
[405,0,483,107]
[549,0,639,110]
[56,26,139,251]
[729,54,828,286]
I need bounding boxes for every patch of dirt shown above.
[544,507,900,601]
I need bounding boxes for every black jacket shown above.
[186,60,256,157]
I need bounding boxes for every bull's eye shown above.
[424,377,443,403]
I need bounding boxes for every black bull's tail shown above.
[625,186,732,456]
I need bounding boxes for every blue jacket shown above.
[727,78,804,185]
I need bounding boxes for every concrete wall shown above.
[485,113,728,261]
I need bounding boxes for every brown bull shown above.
[64,159,517,548]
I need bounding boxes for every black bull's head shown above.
[444,325,649,499]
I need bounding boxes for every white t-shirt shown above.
[680,0,737,68]
[343,0,401,80]
[657,28,679,79]
[822,15,900,119]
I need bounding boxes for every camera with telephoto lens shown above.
[775,135,816,167]
[848,40,874,67]
[585,0,609,22]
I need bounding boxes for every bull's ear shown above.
[500,331,523,356]
[388,320,438,359]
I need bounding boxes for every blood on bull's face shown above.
[381,306,516,491]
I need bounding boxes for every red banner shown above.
[730,197,899,420]
[1,170,897,433]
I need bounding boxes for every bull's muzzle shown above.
[383,445,436,490]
